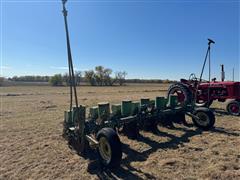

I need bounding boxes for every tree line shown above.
[3,65,176,86]
[6,66,127,86]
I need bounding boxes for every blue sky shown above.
[1,0,239,80]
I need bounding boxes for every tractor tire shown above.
[167,83,193,108]
[192,107,215,130]
[97,128,122,169]
[226,100,240,116]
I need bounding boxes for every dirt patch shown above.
[0,85,239,179]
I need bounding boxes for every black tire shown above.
[226,100,240,116]
[167,83,193,108]
[192,107,215,130]
[96,128,122,169]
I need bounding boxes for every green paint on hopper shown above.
[122,100,132,117]
[140,98,150,106]
[72,106,86,124]
[89,106,98,119]
[64,110,73,126]
[169,95,178,108]
[131,102,140,115]
[156,96,166,110]
[150,100,155,106]
[98,102,110,120]
[112,104,122,116]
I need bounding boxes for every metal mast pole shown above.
[208,44,211,105]
[61,0,85,153]
[195,39,215,107]
[199,47,209,82]
[62,0,79,109]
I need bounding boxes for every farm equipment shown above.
[167,39,240,116]
[61,0,215,169]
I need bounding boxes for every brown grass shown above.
[0,84,239,180]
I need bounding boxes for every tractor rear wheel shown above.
[226,100,240,116]
[167,83,193,108]
[192,107,215,130]
[97,128,122,169]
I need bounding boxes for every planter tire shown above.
[96,128,122,169]
[192,107,215,130]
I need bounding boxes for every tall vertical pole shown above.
[208,45,211,105]
[233,68,235,81]
[61,0,85,153]
[199,47,209,82]
[196,39,215,107]
[221,64,225,82]
[62,0,78,109]
[206,39,214,106]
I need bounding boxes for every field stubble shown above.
[0,84,239,180]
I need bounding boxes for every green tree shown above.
[95,66,113,86]
[95,66,104,86]
[103,68,113,86]
[84,70,96,86]
[63,73,70,86]
[49,74,63,86]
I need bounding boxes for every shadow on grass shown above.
[67,117,239,179]
[209,127,239,137]
[86,126,203,180]
[85,123,239,179]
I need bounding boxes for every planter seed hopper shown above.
[61,0,215,169]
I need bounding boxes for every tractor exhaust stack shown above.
[221,64,225,82]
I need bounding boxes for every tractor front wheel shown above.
[192,107,215,130]
[226,100,240,116]
[97,128,122,169]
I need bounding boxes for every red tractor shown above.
[167,39,240,116]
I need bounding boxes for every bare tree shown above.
[75,71,82,86]
[103,68,113,86]
[115,71,127,86]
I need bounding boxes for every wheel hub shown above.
[99,137,111,164]
[195,112,210,126]
[230,104,239,113]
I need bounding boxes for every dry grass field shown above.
[0,84,239,180]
